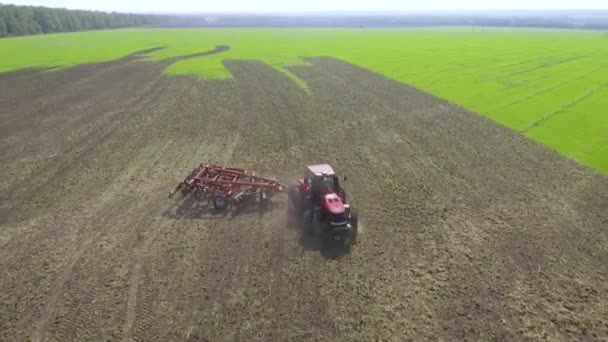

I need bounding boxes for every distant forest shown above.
[0,4,168,37]
[0,4,607,39]
[170,11,608,30]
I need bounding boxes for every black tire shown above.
[180,184,189,197]
[349,208,359,244]
[288,186,302,213]
[212,195,229,211]
[339,230,352,246]
[259,193,271,211]
[301,208,313,234]
[194,188,203,201]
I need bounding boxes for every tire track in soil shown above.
[2,53,607,341]
[139,109,243,341]
[34,145,177,342]
[217,60,338,340]
[0,78,167,283]
[1,75,174,341]
[0,45,229,162]
[120,208,179,342]
[32,199,128,342]
[288,57,608,340]
[122,137,225,341]
[50,204,158,342]
[121,234,153,342]
[3,55,226,341]
[121,205,176,342]
[128,61,324,341]
[46,152,184,341]
[0,61,167,224]
[287,59,442,340]
[45,75,218,341]
[126,78,244,341]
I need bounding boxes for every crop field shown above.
[1,28,607,341]
[1,27,607,174]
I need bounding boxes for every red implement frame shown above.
[169,163,286,206]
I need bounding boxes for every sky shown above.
[4,0,608,14]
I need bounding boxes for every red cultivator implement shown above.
[169,162,286,210]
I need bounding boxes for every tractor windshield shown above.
[311,176,336,192]
[322,176,335,188]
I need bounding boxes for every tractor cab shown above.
[289,163,358,245]
[300,164,345,203]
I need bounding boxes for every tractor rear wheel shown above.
[288,186,302,213]
[349,208,359,244]
[301,208,313,235]
[312,209,325,236]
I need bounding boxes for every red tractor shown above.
[288,164,358,245]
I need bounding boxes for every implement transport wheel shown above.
[213,195,229,211]
[259,191,271,210]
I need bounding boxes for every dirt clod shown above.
[1,56,607,341]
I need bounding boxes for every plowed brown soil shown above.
[1,55,607,342]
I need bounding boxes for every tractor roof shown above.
[307,164,335,177]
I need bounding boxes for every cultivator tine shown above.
[169,161,286,210]
[169,182,184,198]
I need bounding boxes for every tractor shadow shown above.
[285,212,352,259]
[321,239,353,259]
[163,195,229,220]
[227,200,277,222]
[163,194,273,222]
[227,193,288,221]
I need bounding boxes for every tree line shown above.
[1,5,606,37]
[170,12,608,30]
[0,4,169,37]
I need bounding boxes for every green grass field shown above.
[1,27,606,174]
